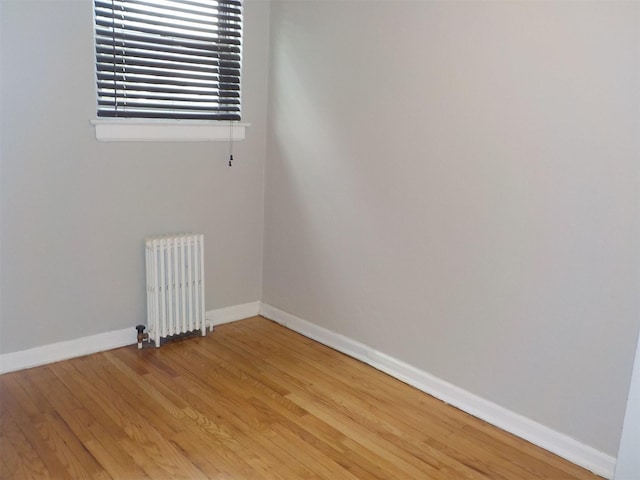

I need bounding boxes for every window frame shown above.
[91,0,247,142]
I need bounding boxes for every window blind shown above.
[94,0,242,120]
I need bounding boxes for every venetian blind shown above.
[94,0,242,120]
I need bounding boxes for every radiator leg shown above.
[136,325,148,349]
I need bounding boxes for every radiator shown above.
[145,234,207,347]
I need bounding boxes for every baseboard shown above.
[0,327,134,375]
[206,301,261,326]
[259,303,617,479]
[0,301,262,375]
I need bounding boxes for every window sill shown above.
[91,119,248,142]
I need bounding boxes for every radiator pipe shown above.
[136,325,149,349]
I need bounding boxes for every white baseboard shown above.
[0,327,134,375]
[259,303,617,479]
[206,301,261,326]
[0,301,262,375]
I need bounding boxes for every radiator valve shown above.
[136,324,149,349]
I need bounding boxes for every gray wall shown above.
[263,0,640,455]
[0,0,270,353]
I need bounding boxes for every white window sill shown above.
[91,119,249,142]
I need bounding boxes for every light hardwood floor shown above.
[0,316,602,479]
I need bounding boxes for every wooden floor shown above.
[0,317,602,480]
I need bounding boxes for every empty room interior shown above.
[1,0,639,479]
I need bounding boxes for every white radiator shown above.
[145,234,207,347]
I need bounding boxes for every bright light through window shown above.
[94,0,243,120]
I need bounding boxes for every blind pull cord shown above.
[229,120,234,167]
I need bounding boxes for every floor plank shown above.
[0,316,603,480]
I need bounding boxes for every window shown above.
[93,0,243,121]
